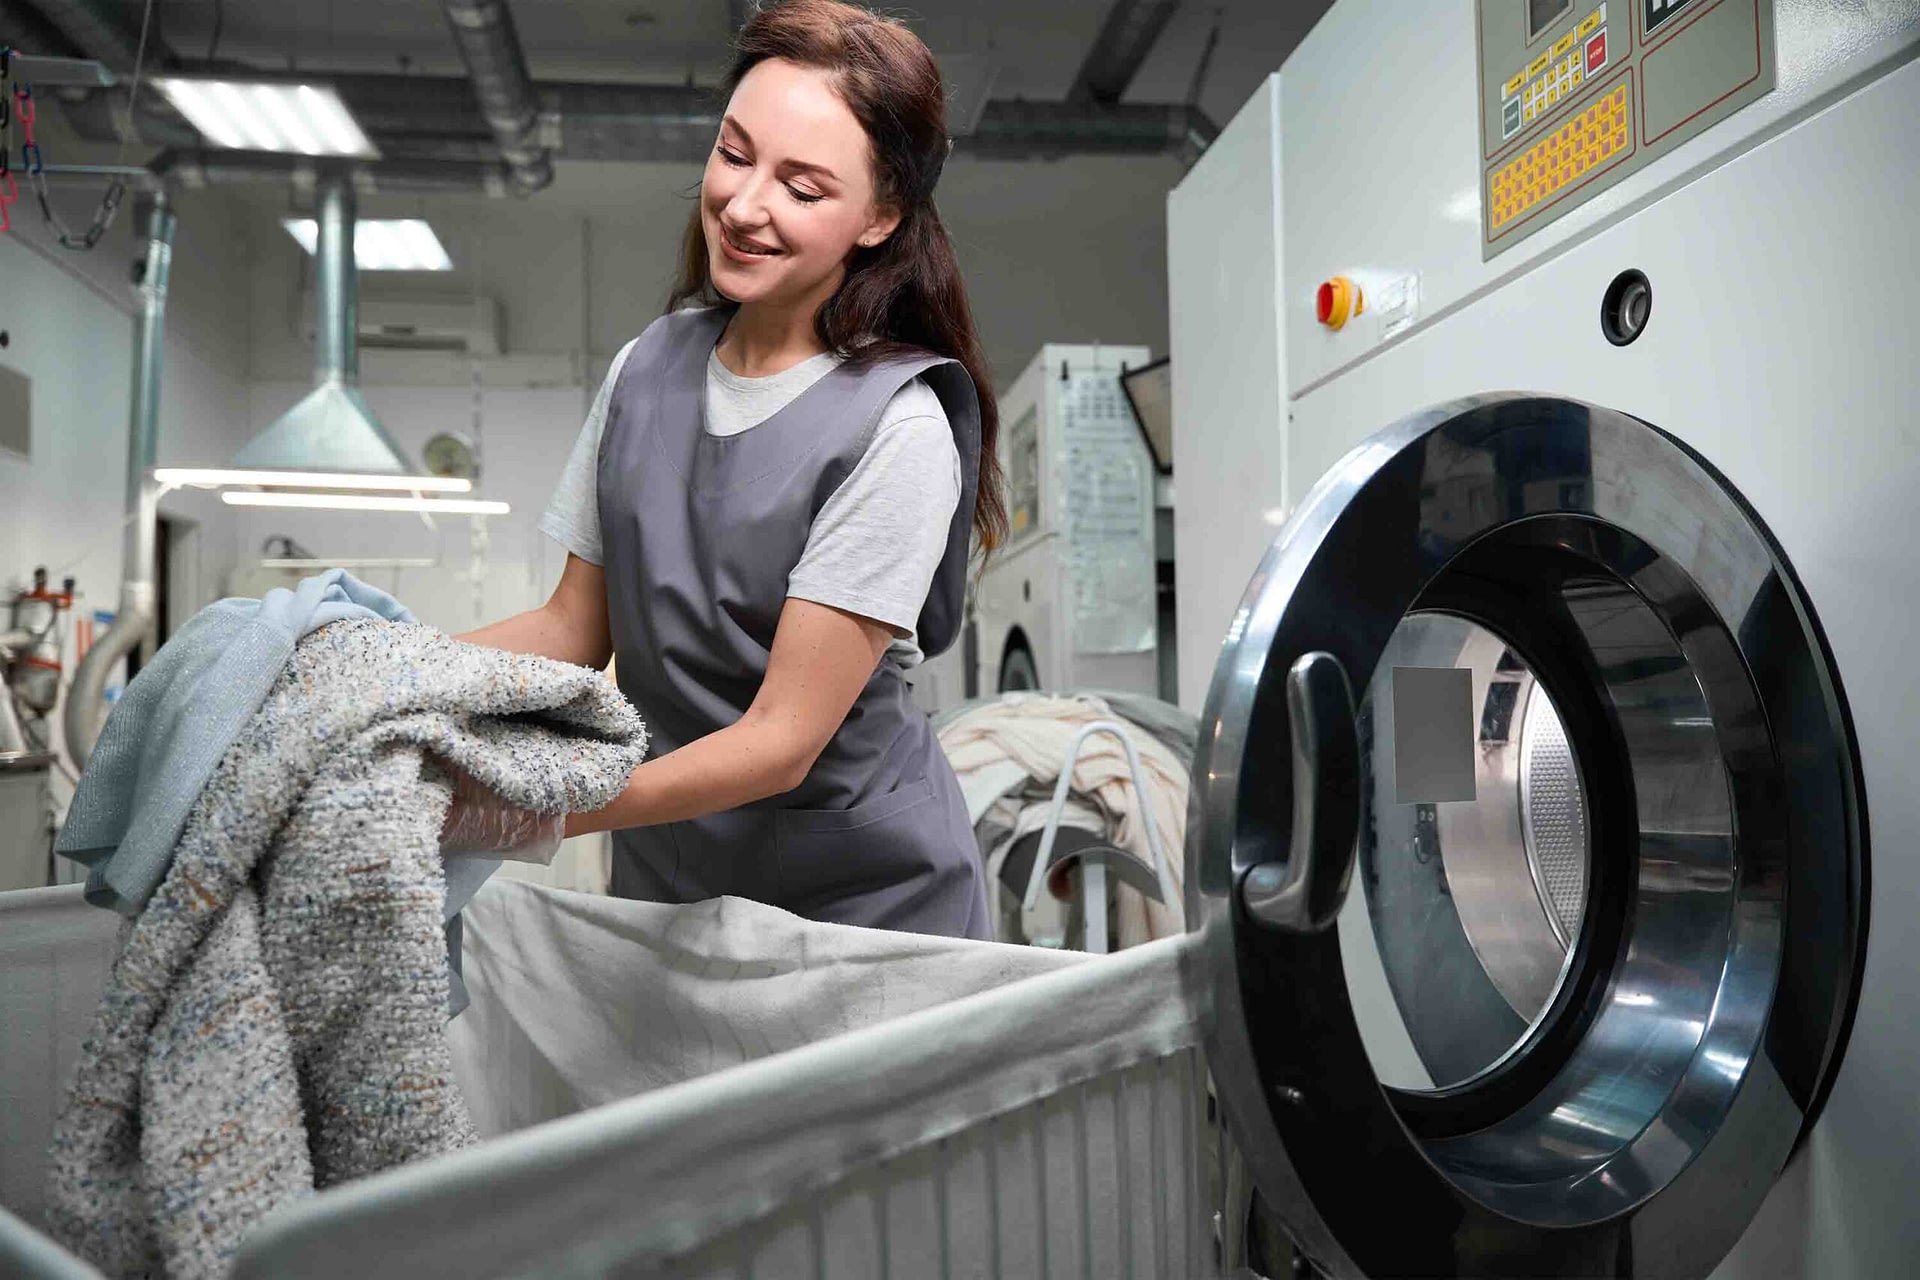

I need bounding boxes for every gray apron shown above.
[596,306,990,939]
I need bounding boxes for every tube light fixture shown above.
[155,468,472,492]
[222,493,511,515]
[155,79,380,159]
[281,218,454,271]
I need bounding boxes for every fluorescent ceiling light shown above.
[222,492,510,515]
[260,558,438,570]
[155,467,471,492]
[155,78,379,158]
[282,218,453,271]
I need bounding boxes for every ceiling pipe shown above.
[149,148,514,195]
[64,73,1217,166]
[439,0,553,194]
[65,192,171,770]
[0,1,87,61]
[1068,0,1182,106]
[17,0,175,74]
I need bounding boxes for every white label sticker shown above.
[1377,273,1422,339]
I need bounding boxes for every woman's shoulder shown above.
[880,375,949,429]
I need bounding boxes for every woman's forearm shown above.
[564,712,809,836]
[456,602,609,669]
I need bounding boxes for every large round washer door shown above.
[1191,395,1866,1278]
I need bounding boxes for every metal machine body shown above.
[920,343,1159,712]
[1170,0,1918,1275]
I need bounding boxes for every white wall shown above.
[1,186,256,656]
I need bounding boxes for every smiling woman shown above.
[453,0,1005,942]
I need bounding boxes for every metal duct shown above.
[228,170,420,474]
[67,69,1212,164]
[0,1,86,60]
[150,147,513,195]
[19,0,174,73]
[1068,0,1182,105]
[440,0,553,194]
[65,193,171,769]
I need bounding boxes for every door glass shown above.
[1341,611,1591,1091]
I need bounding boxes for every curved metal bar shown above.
[1020,719,1181,929]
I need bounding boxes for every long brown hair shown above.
[667,0,1007,556]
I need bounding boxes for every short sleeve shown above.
[538,338,640,566]
[785,377,963,659]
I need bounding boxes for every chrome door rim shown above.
[1190,394,1866,1277]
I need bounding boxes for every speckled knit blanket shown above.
[43,619,648,1279]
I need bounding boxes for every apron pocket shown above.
[774,776,939,904]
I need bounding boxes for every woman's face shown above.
[701,57,900,311]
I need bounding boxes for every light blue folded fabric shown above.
[58,569,418,916]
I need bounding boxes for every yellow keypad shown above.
[1552,31,1577,58]
[1579,7,1605,38]
[1489,83,1630,233]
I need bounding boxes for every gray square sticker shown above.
[1392,666,1477,804]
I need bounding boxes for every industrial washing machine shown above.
[1170,0,1917,1275]
[962,343,1161,702]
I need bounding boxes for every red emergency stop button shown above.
[1586,30,1608,74]
[1316,276,1365,331]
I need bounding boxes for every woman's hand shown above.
[438,763,567,864]
[565,596,897,836]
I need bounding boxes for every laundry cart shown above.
[0,875,1249,1280]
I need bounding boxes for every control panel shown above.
[1478,0,1775,258]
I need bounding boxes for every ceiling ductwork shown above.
[16,0,175,76]
[439,0,554,194]
[150,148,514,196]
[29,0,1216,177]
[71,75,1216,169]
[1068,0,1183,105]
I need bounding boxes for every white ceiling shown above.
[103,0,1329,133]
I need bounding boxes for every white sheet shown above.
[447,876,1088,1133]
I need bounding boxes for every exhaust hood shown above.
[155,170,508,515]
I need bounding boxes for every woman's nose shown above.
[724,172,771,227]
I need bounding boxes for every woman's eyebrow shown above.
[720,115,840,183]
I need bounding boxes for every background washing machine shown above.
[1170,1,1917,1276]
[914,343,1161,712]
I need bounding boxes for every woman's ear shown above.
[856,203,903,250]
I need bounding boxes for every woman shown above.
[456,0,1005,940]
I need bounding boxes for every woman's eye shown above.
[717,147,748,167]
[787,186,825,205]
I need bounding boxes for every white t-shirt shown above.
[539,337,964,668]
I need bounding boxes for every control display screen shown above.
[1529,0,1573,39]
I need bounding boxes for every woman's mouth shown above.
[720,226,782,262]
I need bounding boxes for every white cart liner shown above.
[3,879,1222,1278]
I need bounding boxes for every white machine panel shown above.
[1166,76,1289,712]
[1279,0,1920,397]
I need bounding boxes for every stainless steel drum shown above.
[1191,394,1866,1278]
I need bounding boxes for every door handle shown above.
[1240,651,1361,933]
